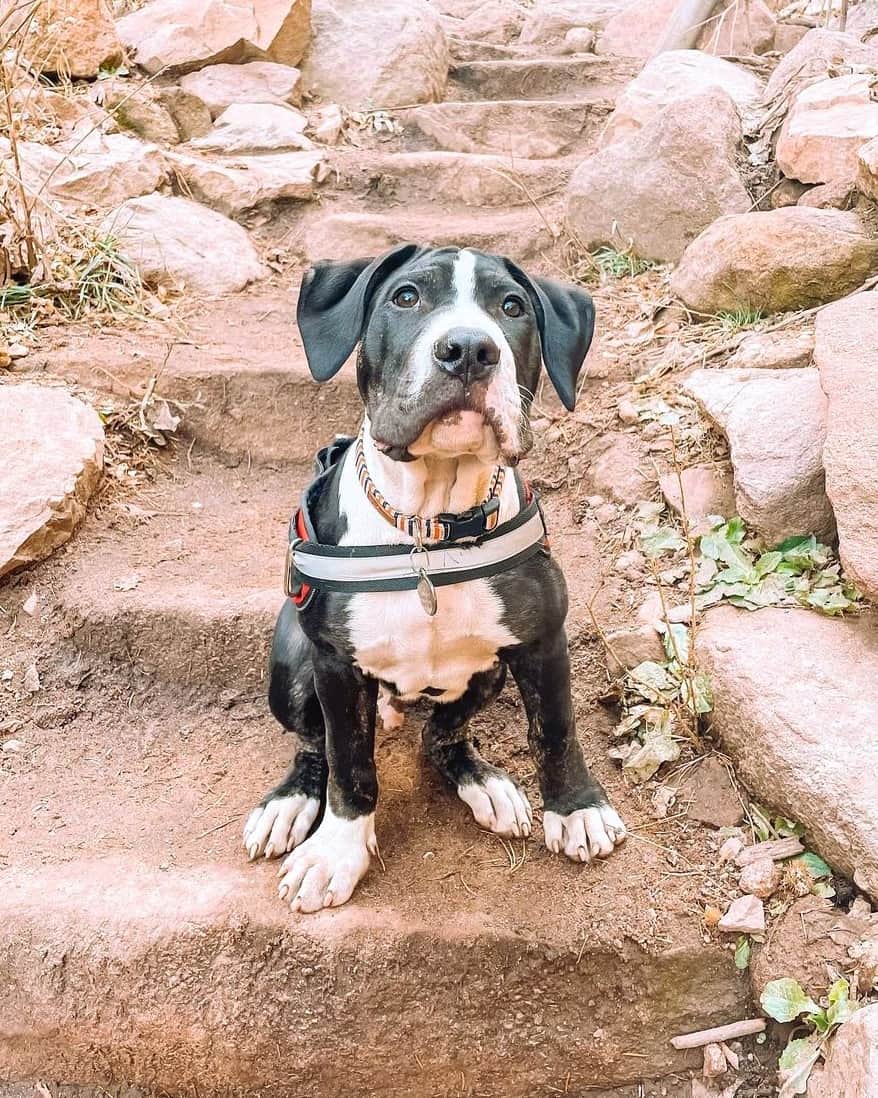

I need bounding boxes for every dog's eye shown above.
[392,286,419,309]
[502,295,525,318]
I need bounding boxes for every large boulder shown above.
[762,28,878,105]
[726,327,815,371]
[815,292,878,602]
[95,77,180,145]
[519,0,627,44]
[859,137,878,201]
[809,1004,878,1098]
[683,368,834,543]
[593,0,677,57]
[671,208,878,314]
[116,0,311,76]
[565,89,749,263]
[12,131,166,210]
[190,102,311,153]
[303,0,448,108]
[167,150,323,216]
[103,194,265,295]
[696,0,776,56]
[604,50,763,145]
[0,385,104,579]
[179,61,303,118]
[26,0,122,77]
[697,605,878,898]
[776,73,878,184]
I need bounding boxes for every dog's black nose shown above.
[433,328,501,383]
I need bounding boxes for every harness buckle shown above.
[284,538,302,598]
[438,495,501,541]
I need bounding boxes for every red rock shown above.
[717,894,765,934]
[738,858,782,899]
[777,74,878,184]
[566,88,750,263]
[0,385,104,578]
[815,292,878,602]
[671,207,878,314]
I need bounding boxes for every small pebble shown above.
[718,836,744,864]
[2,738,24,753]
[8,343,28,359]
[617,397,639,426]
[703,1042,727,1079]
[739,857,782,899]
[718,894,765,934]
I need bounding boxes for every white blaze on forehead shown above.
[453,246,478,308]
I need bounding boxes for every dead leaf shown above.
[151,401,180,433]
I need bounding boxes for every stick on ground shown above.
[671,1018,767,1050]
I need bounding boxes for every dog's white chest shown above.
[347,580,517,701]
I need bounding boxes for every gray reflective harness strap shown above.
[287,499,548,597]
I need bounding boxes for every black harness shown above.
[285,437,549,610]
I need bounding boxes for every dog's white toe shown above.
[544,803,626,863]
[278,809,376,913]
[458,774,533,838]
[243,794,321,861]
[377,687,405,732]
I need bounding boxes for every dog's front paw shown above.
[544,802,626,863]
[243,794,321,860]
[277,810,377,913]
[458,771,533,838]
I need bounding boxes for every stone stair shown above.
[289,50,636,265]
[2,329,753,1092]
[0,29,759,1098]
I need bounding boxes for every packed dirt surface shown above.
[0,273,775,1097]
[7,0,878,1094]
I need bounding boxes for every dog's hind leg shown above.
[423,663,532,840]
[243,601,327,860]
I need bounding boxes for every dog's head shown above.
[296,244,595,464]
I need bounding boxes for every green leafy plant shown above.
[735,935,752,971]
[746,803,836,899]
[591,245,656,280]
[761,977,860,1096]
[696,518,860,616]
[709,306,765,334]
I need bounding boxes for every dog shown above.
[243,244,626,913]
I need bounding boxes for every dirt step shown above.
[448,55,640,101]
[328,148,575,208]
[2,583,751,1097]
[40,291,358,466]
[53,457,309,689]
[446,35,535,62]
[298,203,557,263]
[404,98,612,158]
[51,443,619,689]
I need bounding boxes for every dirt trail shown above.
[0,30,776,1098]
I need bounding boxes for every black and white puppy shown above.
[244,244,626,913]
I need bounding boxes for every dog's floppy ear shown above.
[296,243,422,382]
[503,260,595,411]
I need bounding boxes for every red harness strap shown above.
[290,509,312,607]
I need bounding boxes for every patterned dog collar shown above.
[354,432,506,543]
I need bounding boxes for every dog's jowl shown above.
[243,245,626,913]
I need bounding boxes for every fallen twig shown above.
[736,836,805,865]
[671,1018,766,1050]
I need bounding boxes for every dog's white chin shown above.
[409,410,500,459]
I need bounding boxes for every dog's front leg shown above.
[505,630,626,863]
[278,650,379,912]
